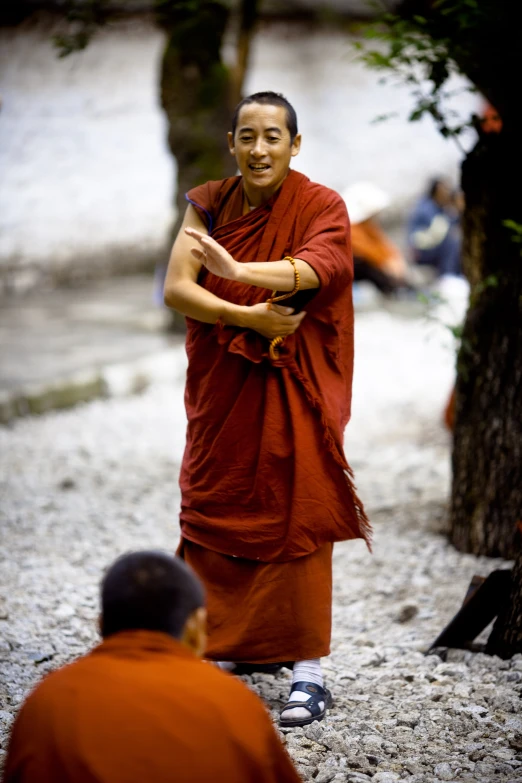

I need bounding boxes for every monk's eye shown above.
[267,137,280,143]
[239,136,253,143]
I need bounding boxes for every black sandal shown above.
[279,681,332,727]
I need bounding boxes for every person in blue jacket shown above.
[407,178,462,277]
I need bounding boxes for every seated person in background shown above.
[407,178,462,278]
[341,182,410,297]
[4,551,301,783]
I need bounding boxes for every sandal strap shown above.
[282,681,328,719]
[290,681,328,700]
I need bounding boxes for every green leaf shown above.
[371,112,399,123]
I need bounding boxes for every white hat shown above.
[340,182,391,224]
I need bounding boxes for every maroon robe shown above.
[179,169,370,661]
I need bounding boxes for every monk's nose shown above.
[251,138,267,157]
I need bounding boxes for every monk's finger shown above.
[201,238,228,259]
[190,248,206,261]
[271,305,294,315]
[184,228,208,247]
[184,227,205,239]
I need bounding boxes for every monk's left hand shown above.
[185,228,240,281]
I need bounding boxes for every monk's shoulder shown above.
[187,176,241,211]
[11,655,93,721]
[299,179,347,219]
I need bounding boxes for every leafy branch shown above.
[52,0,109,57]
[503,220,522,248]
[354,0,485,146]
[52,0,217,57]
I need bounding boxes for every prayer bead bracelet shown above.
[267,256,300,361]
[266,257,300,307]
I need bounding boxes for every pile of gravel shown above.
[1,311,519,780]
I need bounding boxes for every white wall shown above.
[0,16,479,291]
[244,23,479,211]
[0,17,174,291]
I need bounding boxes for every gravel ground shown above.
[1,308,520,782]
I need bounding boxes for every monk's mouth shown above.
[249,164,270,172]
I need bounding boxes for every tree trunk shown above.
[449,129,522,560]
[158,1,238,241]
[229,0,259,107]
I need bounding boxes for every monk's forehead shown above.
[236,103,289,134]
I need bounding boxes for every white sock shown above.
[292,659,323,689]
[215,661,236,672]
[281,659,325,721]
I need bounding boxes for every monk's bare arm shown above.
[164,206,305,338]
[185,228,320,291]
[237,258,320,290]
[164,206,235,324]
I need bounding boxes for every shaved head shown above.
[100,551,205,640]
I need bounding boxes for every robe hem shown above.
[204,648,331,665]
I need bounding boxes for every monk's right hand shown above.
[244,303,306,340]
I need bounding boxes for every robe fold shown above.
[4,630,301,783]
[179,169,370,662]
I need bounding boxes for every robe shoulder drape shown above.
[4,631,301,783]
[181,169,370,563]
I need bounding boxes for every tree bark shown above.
[449,130,522,560]
[158,1,238,241]
[229,0,259,107]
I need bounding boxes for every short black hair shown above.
[231,91,298,143]
[100,551,205,640]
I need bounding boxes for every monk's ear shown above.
[227,131,236,157]
[291,133,302,158]
[181,607,207,657]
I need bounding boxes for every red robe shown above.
[180,169,370,661]
[4,631,301,783]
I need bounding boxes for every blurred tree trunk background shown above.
[362,0,522,655]
[16,0,259,241]
[157,0,259,240]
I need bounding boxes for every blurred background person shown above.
[407,177,462,279]
[4,551,301,783]
[342,181,412,298]
[480,102,502,134]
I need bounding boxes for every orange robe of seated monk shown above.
[350,218,403,272]
[179,170,370,663]
[3,630,302,783]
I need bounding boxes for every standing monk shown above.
[164,91,370,727]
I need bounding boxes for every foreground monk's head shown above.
[100,551,207,656]
[228,91,302,205]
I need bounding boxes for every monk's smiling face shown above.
[228,103,301,207]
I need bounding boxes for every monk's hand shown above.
[185,227,240,281]
[245,303,306,340]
